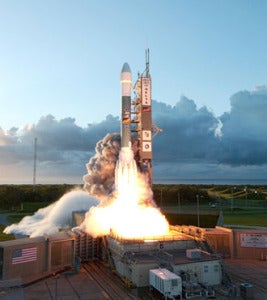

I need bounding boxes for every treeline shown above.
[0,184,211,210]
[0,184,81,210]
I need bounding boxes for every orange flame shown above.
[81,147,169,239]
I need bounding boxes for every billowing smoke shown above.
[4,189,99,237]
[5,131,166,239]
[82,133,142,199]
[83,133,120,199]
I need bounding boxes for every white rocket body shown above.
[120,63,132,148]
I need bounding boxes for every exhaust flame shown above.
[81,146,169,239]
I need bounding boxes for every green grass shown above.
[223,209,267,227]
[161,204,267,227]
[18,201,51,213]
[165,213,218,228]
[0,224,14,241]
[1,201,51,224]
[7,213,29,224]
[0,201,52,241]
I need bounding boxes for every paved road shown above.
[223,258,267,299]
[24,265,139,300]
[0,214,10,226]
[224,224,267,230]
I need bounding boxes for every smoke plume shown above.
[4,190,99,237]
[83,133,120,199]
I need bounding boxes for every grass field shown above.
[204,185,267,227]
[19,201,52,213]
[0,201,52,241]
[223,209,267,227]
[0,224,14,241]
[161,204,267,227]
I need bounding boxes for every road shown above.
[0,214,10,226]
[223,258,267,299]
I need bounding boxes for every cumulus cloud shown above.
[0,114,120,183]
[152,96,220,162]
[1,87,267,183]
[218,86,267,165]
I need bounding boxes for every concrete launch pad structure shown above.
[106,228,222,289]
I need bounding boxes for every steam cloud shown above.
[4,190,99,237]
[5,134,164,238]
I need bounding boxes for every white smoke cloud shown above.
[83,133,120,198]
[4,189,99,237]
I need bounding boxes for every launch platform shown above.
[105,227,222,288]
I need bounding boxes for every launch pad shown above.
[104,228,222,290]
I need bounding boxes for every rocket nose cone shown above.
[121,62,131,73]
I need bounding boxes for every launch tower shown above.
[131,49,161,184]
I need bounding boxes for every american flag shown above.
[12,247,37,265]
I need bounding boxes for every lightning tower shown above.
[120,50,161,184]
[132,49,160,185]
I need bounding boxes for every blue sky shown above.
[1,0,267,129]
[1,1,267,183]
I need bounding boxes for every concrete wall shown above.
[0,232,76,281]
[0,237,46,280]
[204,227,267,260]
[204,227,232,258]
[172,260,222,286]
[128,262,159,287]
[233,230,267,260]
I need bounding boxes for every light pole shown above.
[231,187,236,212]
[196,194,200,227]
[244,186,247,208]
[178,191,181,214]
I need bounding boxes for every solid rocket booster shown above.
[120,63,132,148]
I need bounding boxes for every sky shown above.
[1,0,267,184]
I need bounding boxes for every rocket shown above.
[120,63,132,148]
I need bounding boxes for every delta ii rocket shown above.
[120,62,132,148]
[120,50,158,185]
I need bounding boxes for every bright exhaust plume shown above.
[80,147,169,239]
